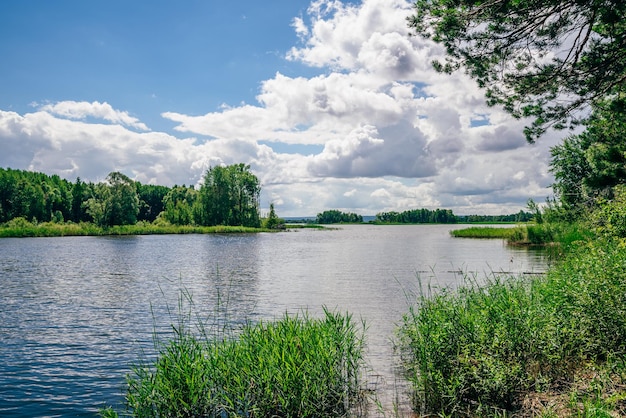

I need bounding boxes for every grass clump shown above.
[103,307,366,418]
[397,276,557,416]
[397,237,626,416]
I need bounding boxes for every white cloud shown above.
[37,101,149,131]
[291,16,310,40]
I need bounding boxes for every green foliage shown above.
[0,167,76,223]
[71,177,92,222]
[376,208,456,224]
[450,226,516,239]
[589,184,626,238]
[262,203,284,229]
[452,223,591,247]
[398,276,552,414]
[135,183,169,223]
[550,98,626,216]
[525,224,554,244]
[161,185,197,226]
[0,165,265,231]
[410,0,626,142]
[457,211,533,223]
[106,309,366,418]
[85,172,139,227]
[316,209,363,224]
[0,222,271,238]
[197,164,261,227]
[550,134,592,213]
[398,236,626,416]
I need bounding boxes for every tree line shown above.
[375,208,457,224]
[0,164,263,228]
[315,210,363,224]
[457,211,534,223]
[315,208,532,224]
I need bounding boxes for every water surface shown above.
[0,225,548,417]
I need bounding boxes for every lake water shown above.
[0,224,549,417]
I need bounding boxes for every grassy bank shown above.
[451,223,591,247]
[397,236,626,416]
[0,218,276,238]
[101,308,367,418]
[450,226,517,239]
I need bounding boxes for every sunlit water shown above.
[0,224,549,417]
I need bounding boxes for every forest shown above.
[375,208,457,224]
[0,164,262,228]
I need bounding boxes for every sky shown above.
[0,0,563,217]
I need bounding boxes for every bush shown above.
[590,184,626,238]
[526,224,555,244]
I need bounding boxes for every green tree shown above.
[316,210,363,224]
[161,185,197,225]
[409,0,626,141]
[85,172,139,226]
[550,97,626,213]
[0,168,19,222]
[550,134,592,211]
[0,168,76,223]
[136,183,169,222]
[196,164,261,227]
[263,203,284,229]
[375,208,457,224]
[70,177,92,222]
[590,184,626,237]
[84,184,109,227]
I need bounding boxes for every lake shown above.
[0,224,549,417]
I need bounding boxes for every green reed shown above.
[0,218,274,237]
[398,237,626,416]
[450,226,517,239]
[451,223,591,248]
[102,307,366,418]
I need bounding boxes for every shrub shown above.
[589,184,626,238]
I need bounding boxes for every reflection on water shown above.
[0,225,548,417]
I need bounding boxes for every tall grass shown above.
[0,218,274,237]
[450,226,517,239]
[397,238,626,416]
[102,306,367,417]
[451,222,592,247]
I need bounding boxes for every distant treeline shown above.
[0,165,272,228]
[315,208,534,224]
[375,208,457,224]
[316,210,363,224]
[457,211,534,223]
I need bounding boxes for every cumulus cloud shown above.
[0,0,561,216]
[37,101,149,131]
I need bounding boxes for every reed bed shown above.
[451,223,591,247]
[397,238,626,416]
[102,307,367,418]
[0,218,273,237]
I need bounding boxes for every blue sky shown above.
[1,1,324,130]
[0,0,559,216]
